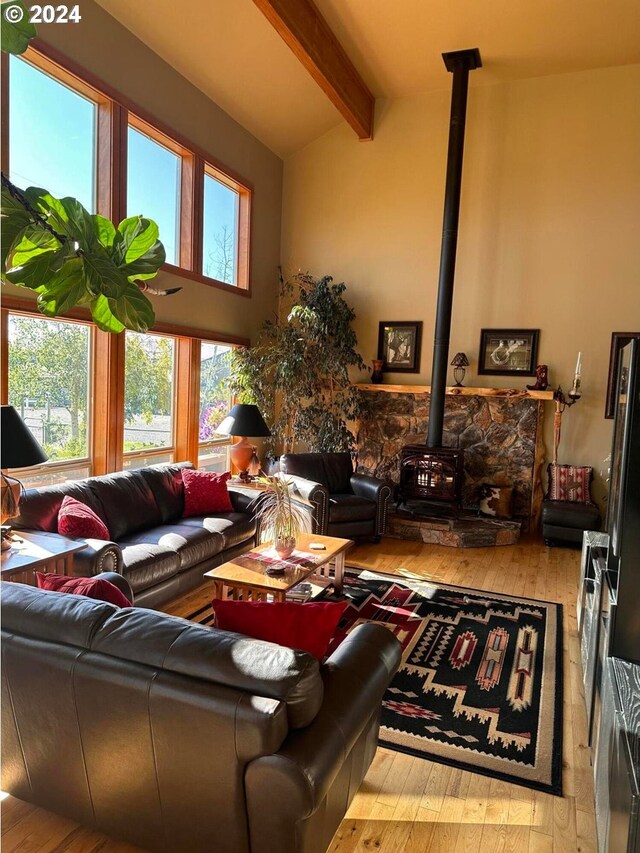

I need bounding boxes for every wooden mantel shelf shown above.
[357,384,555,401]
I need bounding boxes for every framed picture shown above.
[478,329,539,376]
[605,332,640,418]
[377,321,423,373]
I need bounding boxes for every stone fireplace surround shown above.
[355,384,554,539]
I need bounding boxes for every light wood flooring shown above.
[1,537,596,852]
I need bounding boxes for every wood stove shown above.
[399,445,464,512]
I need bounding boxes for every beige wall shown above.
[4,0,283,342]
[282,64,640,502]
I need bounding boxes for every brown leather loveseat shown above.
[1,582,401,853]
[9,461,256,608]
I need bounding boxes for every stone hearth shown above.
[356,385,552,533]
[388,511,522,547]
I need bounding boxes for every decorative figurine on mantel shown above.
[371,359,385,384]
[527,364,549,391]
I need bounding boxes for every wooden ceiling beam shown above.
[252,0,374,140]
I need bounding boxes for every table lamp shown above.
[215,404,271,482]
[1,405,49,525]
[450,352,470,387]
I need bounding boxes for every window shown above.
[202,169,241,285]
[123,332,176,468]
[9,55,97,211]
[127,121,181,266]
[7,314,92,487]
[198,342,232,472]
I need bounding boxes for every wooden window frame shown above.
[3,40,253,296]
[2,298,249,481]
[3,307,95,483]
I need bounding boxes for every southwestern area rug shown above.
[318,569,563,795]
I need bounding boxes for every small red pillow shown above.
[182,469,234,517]
[57,495,110,540]
[211,600,349,660]
[36,573,132,607]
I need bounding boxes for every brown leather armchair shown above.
[279,453,393,541]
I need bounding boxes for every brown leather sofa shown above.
[1,581,401,853]
[279,453,393,541]
[9,462,257,608]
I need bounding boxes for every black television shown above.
[606,337,640,664]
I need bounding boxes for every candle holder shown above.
[552,379,582,465]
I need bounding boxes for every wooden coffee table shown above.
[204,532,353,603]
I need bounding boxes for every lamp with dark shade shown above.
[450,352,470,387]
[215,404,271,482]
[1,405,49,523]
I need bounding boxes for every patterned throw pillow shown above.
[57,495,110,540]
[182,469,234,517]
[547,464,593,503]
[478,484,514,519]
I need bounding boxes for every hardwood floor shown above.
[1,537,596,852]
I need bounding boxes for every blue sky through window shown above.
[127,126,180,266]
[9,56,96,211]
[203,174,238,284]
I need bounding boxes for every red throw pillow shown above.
[57,495,110,540]
[36,573,132,607]
[211,600,349,660]
[182,469,234,517]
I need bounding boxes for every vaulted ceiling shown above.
[96,0,640,156]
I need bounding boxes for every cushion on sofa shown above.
[57,495,111,540]
[211,600,349,660]
[36,572,132,607]
[121,522,225,572]
[118,535,182,592]
[10,480,107,534]
[182,469,234,517]
[180,513,257,550]
[139,462,193,523]
[88,470,163,540]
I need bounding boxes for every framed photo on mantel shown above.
[478,329,539,376]
[378,321,423,373]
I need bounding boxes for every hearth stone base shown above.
[387,510,521,547]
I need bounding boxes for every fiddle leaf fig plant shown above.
[0,1,36,55]
[1,179,163,333]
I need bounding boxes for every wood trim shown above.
[161,263,252,297]
[191,156,205,277]
[1,297,250,347]
[174,338,201,464]
[1,308,9,406]
[1,52,9,174]
[357,384,556,401]
[92,330,125,475]
[179,153,196,270]
[251,0,374,140]
[28,39,255,192]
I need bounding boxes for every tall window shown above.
[127,121,181,266]
[123,332,176,469]
[9,55,97,211]
[198,342,232,472]
[203,171,239,285]
[7,314,92,487]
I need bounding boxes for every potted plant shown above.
[253,476,307,563]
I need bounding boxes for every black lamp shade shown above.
[215,404,271,438]
[1,405,49,469]
[450,352,470,367]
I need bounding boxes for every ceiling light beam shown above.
[252,0,374,140]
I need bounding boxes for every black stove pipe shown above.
[427,48,482,448]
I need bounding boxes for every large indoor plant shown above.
[229,271,366,454]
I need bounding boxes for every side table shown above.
[1,531,84,585]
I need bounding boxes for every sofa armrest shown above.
[94,571,134,603]
[350,474,394,536]
[227,486,258,514]
[275,473,330,535]
[72,539,123,577]
[244,624,401,852]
